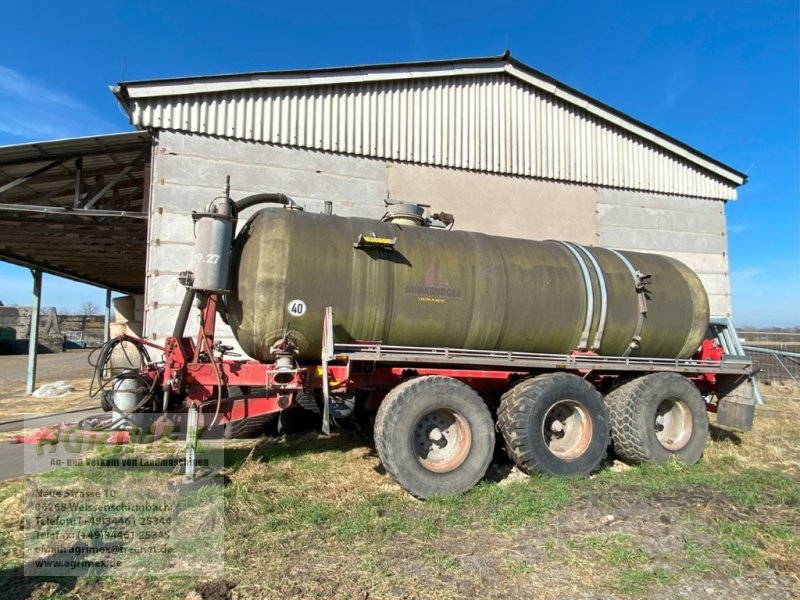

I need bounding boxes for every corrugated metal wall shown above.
[130,74,737,200]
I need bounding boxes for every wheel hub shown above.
[414,409,472,473]
[542,400,593,460]
[654,397,692,451]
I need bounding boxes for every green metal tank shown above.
[225,208,709,361]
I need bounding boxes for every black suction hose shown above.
[235,192,292,212]
[173,288,197,338]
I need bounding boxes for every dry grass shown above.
[1,383,799,599]
[0,376,96,424]
[705,382,800,476]
[0,349,99,424]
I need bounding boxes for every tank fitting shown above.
[190,179,237,293]
[269,336,298,384]
[381,200,454,229]
[382,202,426,226]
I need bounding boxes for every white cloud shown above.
[728,223,750,234]
[0,65,118,141]
[0,66,84,110]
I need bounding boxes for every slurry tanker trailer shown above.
[89,180,758,498]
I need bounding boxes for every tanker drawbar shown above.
[225,206,709,361]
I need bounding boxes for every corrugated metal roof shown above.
[0,131,151,292]
[115,55,744,200]
[0,131,151,164]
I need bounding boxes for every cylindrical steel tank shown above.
[225,208,709,361]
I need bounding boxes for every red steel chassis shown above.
[12,294,755,453]
[128,295,750,432]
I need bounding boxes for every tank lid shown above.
[381,203,426,225]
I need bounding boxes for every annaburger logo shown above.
[405,263,463,301]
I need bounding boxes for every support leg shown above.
[185,403,198,482]
[103,288,112,345]
[26,269,42,395]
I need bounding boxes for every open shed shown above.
[1,54,747,367]
[0,131,151,390]
[0,131,151,293]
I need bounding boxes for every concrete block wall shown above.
[596,189,731,317]
[58,315,105,347]
[147,131,387,351]
[147,131,732,357]
[112,295,144,337]
[0,307,105,354]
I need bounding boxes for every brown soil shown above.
[0,350,97,423]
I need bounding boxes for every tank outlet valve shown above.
[272,363,296,385]
[270,337,298,384]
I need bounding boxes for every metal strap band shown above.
[569,243,609,351]
[608,249,646,357]
[555,241,594,350]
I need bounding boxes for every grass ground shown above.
[0,381,798,599]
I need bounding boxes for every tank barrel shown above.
[225,207,710,362]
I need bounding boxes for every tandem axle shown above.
[88,295,756,498]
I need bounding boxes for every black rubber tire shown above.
[224,414,277,439]
[342,392,376,442]
[497,372,609,476]
[605,372,708,465]
[374,376,495,499]
[278,405,319,434]
[223,386,278,439]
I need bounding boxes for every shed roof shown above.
[0,131,151,293]
[114,53,745,199]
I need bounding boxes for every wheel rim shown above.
[654,397,692,451]
[413,409,472,473]
[541,400,593,460]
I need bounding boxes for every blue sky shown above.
[0,0,797,326]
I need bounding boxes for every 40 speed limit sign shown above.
[287,299,307,317]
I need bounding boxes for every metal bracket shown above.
[569,243,609,352]
[555,241,594,350]
[608,249,649,357]
[354,233,397,250]
[320,306,334,435]
[184,403,198,482]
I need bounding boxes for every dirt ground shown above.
[0,350,99,423]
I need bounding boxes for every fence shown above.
[738,331,800,384]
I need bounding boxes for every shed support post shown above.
[104,288,112,345]
[26,269,42,395]
[73,156,83,208]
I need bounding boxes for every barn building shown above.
[0,53,746,362]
